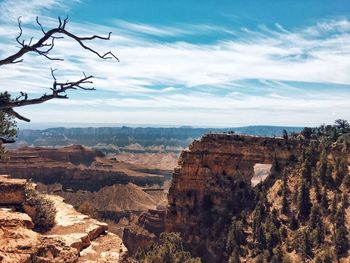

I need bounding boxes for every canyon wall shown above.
[0,146,164,191]
[164,134,301,262]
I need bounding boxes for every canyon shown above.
[3,127,348,262]
[0,145,165,191]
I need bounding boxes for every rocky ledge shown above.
[0,175,128,262]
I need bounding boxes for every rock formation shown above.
[164,134,301,262]
[0,145,164,191]
[123,134,302,261]
[0,175,128,262]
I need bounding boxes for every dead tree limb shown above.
[0,16,118,122]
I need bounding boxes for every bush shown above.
[134,232,201,263]
[24,185,56,232]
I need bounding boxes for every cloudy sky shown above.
[0,0,349,128]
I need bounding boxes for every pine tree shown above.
[298,180,312,220]
[335,157,347,186]
[310,205,321,229]
[331,193,338,220]
[335,226,349,257]
[254,254,264,263]
[281,193,289,215]
[341,193,348,210]
[301,160,312,183]
[314,179,322,203]
[315,221,325,245]
[228,247,241,263]
[321,188,329,215]
[280,225,288,241]
[271,209,280,229]
[293,183,299,206]
[317,149,328,185]
[301,229,312,261]
[226,218,245,255]
[256,224,266,250]
[343,170,350,188]
[335,206,345,229]
[289,214,299,231]
[271,246,283,263]
[326,164,334,187]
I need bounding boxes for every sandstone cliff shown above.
[163,134,301,262]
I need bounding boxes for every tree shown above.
[301,127,313,140]
[335,226,349,257]
[335,157,348,186]
[226,218,245,256]
[334,119,350,131]
[316,150,328,185]
[134,232,201,263]
[0,109,17,158]
[321,188,329,215]
[298,180,312,220]
[283,129,288,142]
[300,229,312,261]
[331,193,338,220]
[0,17,117,123]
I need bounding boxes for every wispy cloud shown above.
[0,0,79,22]
[0,2,349,125]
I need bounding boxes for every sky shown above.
[0,0,350,128]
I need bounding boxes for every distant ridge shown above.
[13,126,302,149]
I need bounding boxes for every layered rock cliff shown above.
[0,145,164,191]
[163,134,301,262]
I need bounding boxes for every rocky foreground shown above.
[0,175,128,262]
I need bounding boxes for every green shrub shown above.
[24,185,56,232]
[134,232,201,263]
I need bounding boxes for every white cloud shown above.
[0,0,79,22]
[0,9,350,125]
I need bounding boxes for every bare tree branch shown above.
[0,16,118,66]
[0,71,95,110]
[0,17,118,123]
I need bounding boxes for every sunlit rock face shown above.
[165,134,301,262]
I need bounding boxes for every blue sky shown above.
[0,0,350,127]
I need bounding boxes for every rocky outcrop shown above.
[163,134,301,262]
[122,134,301,259]
[0,146,164,191]
[0,176,128,262]
[122,208,166,255]
[0,175,27,205]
